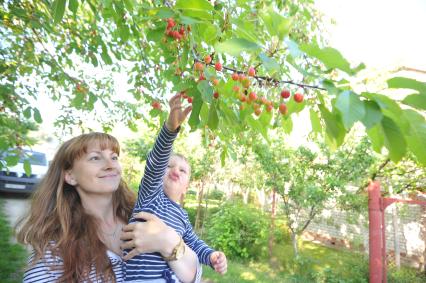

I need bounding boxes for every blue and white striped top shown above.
[23,249,124,282]
[124,125,214,282]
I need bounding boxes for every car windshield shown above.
[21,150,47,166]
[0,149,47,166]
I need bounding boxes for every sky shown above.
[33,0,426,154]
[315,0,426,70]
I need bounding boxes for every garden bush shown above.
[204,200,269,260]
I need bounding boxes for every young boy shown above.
[124,93,227,282]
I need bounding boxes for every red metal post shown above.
[368,181,383,283]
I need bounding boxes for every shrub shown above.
[204,200,269,260]
[388,265,426,283]
[206,189,224,200]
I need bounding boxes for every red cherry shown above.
[152,101,161,110]
[248,92,257,101]
[204,55,212,64]
[214,62,222,71]
[248,67,255,77]
[294,93,304,103]
[213,92,219,99]
[281,89,291,99]
[187,97,193,103]
[231,73,239,81]
[194,62,204,71]
[279,103,288,115]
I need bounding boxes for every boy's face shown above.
[163,155,190,202]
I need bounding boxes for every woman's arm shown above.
[120,212,200,283]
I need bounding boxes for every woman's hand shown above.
[120,212,180,261]
[165,92,192,132]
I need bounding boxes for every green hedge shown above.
[0,200,28,283]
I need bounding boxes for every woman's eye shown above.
[112,156,118,161]
[89,156,99,161]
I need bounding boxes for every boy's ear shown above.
[64,170,77,186]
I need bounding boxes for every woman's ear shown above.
[64,170,77,186]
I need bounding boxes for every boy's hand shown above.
[165,92,192,132]
[210,251,227,275]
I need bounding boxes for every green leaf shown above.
[5,154,19,167]
[300,43,356,75]
[197,81,213,103]
[33,108,43,123]
[381,116,406,162]
[258,53,280,74]
[175,0,213,19]
[282,116,293,134]
[319,105,346,149]
[52,0,67,23]
[207,103,219,130]
[215,38,261,57]
[367,124,384,153]
[23,159,32,177]
[310,109,321,133]
[175,0,214,11]
[247,116,268,140]
[402,94,426,111]
[361,100,383,129]
[101,43,113,64]
[287,98,305,114]
[260,7,292,41]
[403,109,426,166]
[23,107,32,119]
[285,39,303,58]
[387,77,426,93]
[335,91,365,130]
[68,0,78,14]
[198,23,218,44]
[188,88,202,130]
[220,148,227,167]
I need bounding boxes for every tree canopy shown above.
[1,0,425,168]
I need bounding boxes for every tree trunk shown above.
[291,232,299,258]
[268,190,277,266]
[200,185,211,238]
[194,181,205,232]
[242,189,249,204]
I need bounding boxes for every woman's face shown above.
[163,155,190,201]
[65,142,122,196]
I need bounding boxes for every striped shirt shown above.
[23,249,124,282]
[124,125,214,282]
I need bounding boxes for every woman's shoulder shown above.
[23,248,63,283]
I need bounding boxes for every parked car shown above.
[0,149,49,194]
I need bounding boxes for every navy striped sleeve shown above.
[135,124,178,210]
[182,215,215,267]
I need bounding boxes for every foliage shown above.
[387,264,426,283]
[1,0,425,169]
[204,200,269,259]
[0,200,28,283]
[206,188,224,200]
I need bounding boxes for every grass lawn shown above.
[202,239,425,283]
[0,199,28,283]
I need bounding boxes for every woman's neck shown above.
[79,193,115,224]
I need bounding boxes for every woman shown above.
[16,94,199,282]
